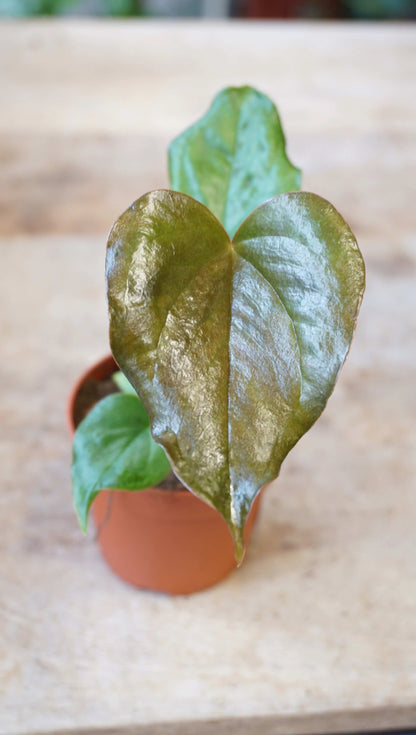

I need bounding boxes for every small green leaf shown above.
[112,370,137,395]
[72,393,171,532]
[106,190,365,561]
[169,86,301,238]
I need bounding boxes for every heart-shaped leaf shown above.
[106,190,365,561]
[169,86,301,238]
[72,393,171,531]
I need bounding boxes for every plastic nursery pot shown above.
[67,355,262,595]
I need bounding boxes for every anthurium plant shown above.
[72,86,365,563]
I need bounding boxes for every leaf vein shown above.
[90,430,149,494]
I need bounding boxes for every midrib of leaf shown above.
[151,244,235,529]
[222,98,246,235]
[97,422,148,439]
[225,248,234,530]
[183,149,204,205]
[225,244,302,555]
[225,245,302,559]
[90,428,150,494]
[150,237,303,546]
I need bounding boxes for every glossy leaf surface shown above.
[107,190,365,561]
[72,393,171,531]
[169,86,301,238]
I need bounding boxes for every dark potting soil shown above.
[73,377,119,427]
[73,373,185,492]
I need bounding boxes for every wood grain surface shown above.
[0,20,415,735]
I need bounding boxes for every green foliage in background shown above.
[345,0,414,17]
[169,86,301,239]
[1,0,413,16]
[0,0,143,15]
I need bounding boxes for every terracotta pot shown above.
[67,355,261,595]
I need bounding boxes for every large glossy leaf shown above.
[72,393,171,531]
[169,86,301,238]
[106,190,365,561]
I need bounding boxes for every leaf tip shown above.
[229,523,246,567]
[73,486,90,535]
[76,506,89,535]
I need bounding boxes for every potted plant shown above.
[69,86,365,594]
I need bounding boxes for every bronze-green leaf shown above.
[106,190,365,562]
[169,86,301,238]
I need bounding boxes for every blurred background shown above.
[1,0,415,20]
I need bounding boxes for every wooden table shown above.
[1,20,415,735]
